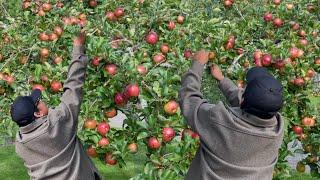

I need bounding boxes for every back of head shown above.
[241,67,284,119]
[11,89,41,127]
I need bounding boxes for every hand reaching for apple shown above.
[73,30,86,46]
[192,50,209,65]
[210,64,224,81]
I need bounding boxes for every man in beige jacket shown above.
[10,31,102,180]
[179,50,284,180]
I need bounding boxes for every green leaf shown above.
[137,131,149,140]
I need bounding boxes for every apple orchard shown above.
[0,0,319,179]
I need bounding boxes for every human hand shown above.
[210,64,224,81]
[192,50,209,65]
[73,30,86,46]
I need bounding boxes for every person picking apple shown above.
[10,31,102,180]
[179,50,284,180]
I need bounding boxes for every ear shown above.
[34,111,43,118]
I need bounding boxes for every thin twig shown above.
[0,2,12,19]
[227,53,244,73]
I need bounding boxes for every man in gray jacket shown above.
[179,50,284,180]
[10,32,102,180]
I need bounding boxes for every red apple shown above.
[106,12,117,21]
[53,56,63,64]
[302,117,315,127]
[54,26,63,37]
[114,92,126,106]
[237,48,244,55]
[70,16,79,25]
[127,143,138,154]
[78,13,87,21]
[114,7,125,18]
[39,32,49,41]
[292,126,303,135]
[62,17,72,25]
[224,0,233,7]
[160,43,170,54]
[145,31,158,45]
[291,23,300,30]
[306,69,316,78]
[192,132,200,139]
[286,3,294,10]
[298,30,306,37]
[84,119,97,129]
[49,33,59,41]
[312,31,318,37]
[104,64,117,75]
[89,0,97,8]
[274,0,281,5]
[136,65,148,75]
[91,56,100,66]
[98,137,110,147]
[253,50,262,61]
[177,15,185,24]
[153,53,165,63]
[5,75,14,85]
[38,10,46,16]
[124,84,139,98]
[78,19,87,26]
[51,80,62,92]
[225,36,235,50]
[105,153,117,165]
[274,60,285,70]
[87,146,98,158]
[40,75,49,82]
[105,108,117,118]
[148,137,161,149]
[164,100,179,115]
[294,77,305,87]
[290,47,303,59]
[261,54,272,66]
[273,18,283,27]
[263,12,273,22]
[315,58,320,65]
[56,1,64,8]
[32,84,45,92]
[40,48,50,58]
[208,51,216,60]
[184,49,193,59]
[181,128,198,140]
[22,1,31,10]
[42,3,52,12]
[167,21,176,30]
[162,127,175,143]
[97,121,110,136]
[299,39,308,46]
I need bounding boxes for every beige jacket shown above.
[179,61,284,180]
[15,46,102,180]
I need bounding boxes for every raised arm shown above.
[178,50,215,132]
[51,32,88,128]
[211,65,244,107]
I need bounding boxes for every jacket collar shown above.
[19,116,47,134]
[227,107,278,127]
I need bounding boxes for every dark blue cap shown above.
[241,67,284,119]
[10,89,41,127]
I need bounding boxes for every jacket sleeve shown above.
[50,45,88,129]
[218,78,244,107]
[178,61,215,133]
